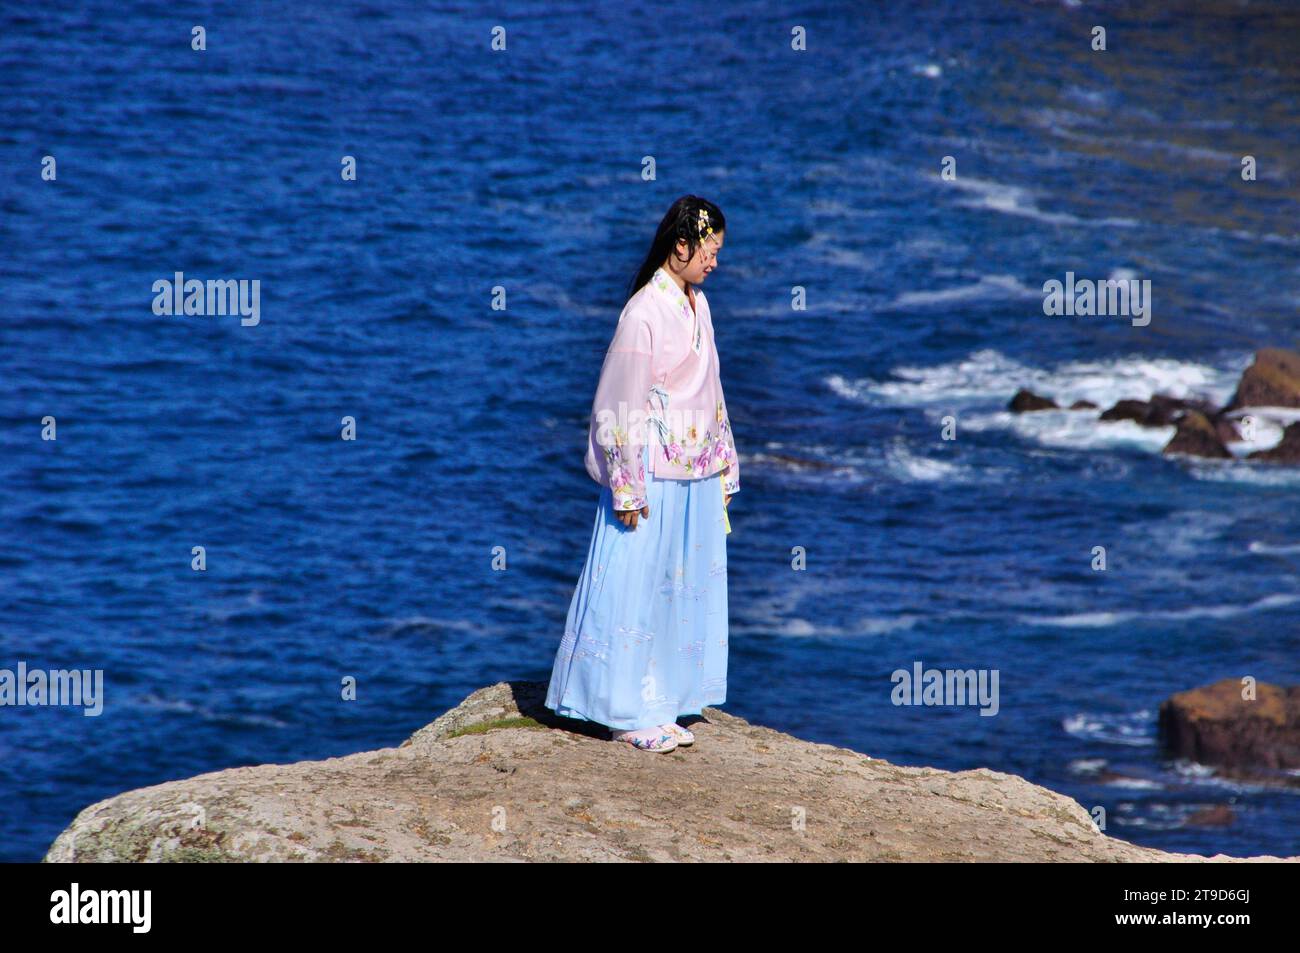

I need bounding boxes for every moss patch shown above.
[445,716,549,738]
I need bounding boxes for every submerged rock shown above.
[1185,805,1236,828]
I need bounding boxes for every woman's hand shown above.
[616,504,650,530]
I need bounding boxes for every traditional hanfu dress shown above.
[545,266,740,731]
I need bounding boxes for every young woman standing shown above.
[544,195,740,752]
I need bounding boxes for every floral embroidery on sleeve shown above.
[718,400,739,494]
[653,398,738,488]
[604,428,647,511]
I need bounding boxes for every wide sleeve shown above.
[586,313,656,511]
[721,395,740,496]
[700,292,739,498]
[722,459,739,497]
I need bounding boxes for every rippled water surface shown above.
[3,2,1299,860]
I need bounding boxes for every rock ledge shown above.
[43,682,1298,863]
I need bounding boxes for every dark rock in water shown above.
[1158,678,1300,785]
[1163,411,1231,458]
[1149,393,1217,422]
[1215,416,1243,444]
[1225,347,1300,411]
[1185,805,1236,828]
[1008,389,1058,412]
[1091,767,1149,785]
[1249,422,1300,463]
[1103,394,1218,428]
[1069,399,1098,410]
[1100,398,1156,425]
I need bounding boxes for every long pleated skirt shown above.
[545,441,729,731]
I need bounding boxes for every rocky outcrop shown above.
[1008,389,1057,412]
[1163,410,1231,459]
[1100,395,1216,428]
[1158,678,1300,783]
[1225,348,1300,411]
[42,681,1296,863]
[1006,347,1300,460]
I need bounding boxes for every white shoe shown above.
[610,726,678,752]
[660,723,694,745]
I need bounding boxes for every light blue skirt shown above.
[545,441,729,731]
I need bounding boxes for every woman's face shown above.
[672,231,724,284]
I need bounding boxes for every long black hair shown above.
[626,195,726,305]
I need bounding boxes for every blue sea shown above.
[3,1,1299,862]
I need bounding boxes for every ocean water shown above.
[3,1,1300,862]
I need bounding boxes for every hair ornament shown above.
[697,207,714,240]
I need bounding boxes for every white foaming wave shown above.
[736,584,915,639]
[888,274,1040,310]
[827,348,1245,412]
[734,606,919,639]
[1073,129,1242,166]
[753,440,993,486]
[896,236,966,259]
[1223,227,1300,246]
[1154,510,1236,559]
[885,445,965,481]
[827,348,1034,406]
[1068,758,1109,775]
[1248,541,1300,555]
[1110,814,1180,830]
[379,616,482,636]
[130,693,288,728]
[1028,593,1300,628]
[944,176,1140,229]
[1062,84,1111,109]
[1104,777,1167,790]
[1032,115,1257,168]
[959,408,1173,453]
[1109,801,1249,833]
[773,615,919,637]
[1063,710,1156,746]
[1164,763,1292,796]
[1228,406,1300,424]
[1214,408,1300,459]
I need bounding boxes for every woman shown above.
[544,195,740,753]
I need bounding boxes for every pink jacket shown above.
[585,266,740,511]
